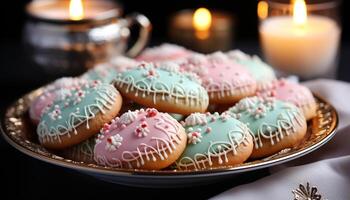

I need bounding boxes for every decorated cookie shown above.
[176,112,253,170]
[226,97,307,158]
[136,43,192,63]
[94,108,187,170]
[226,50,276,90]
[29,77,86,124]
[180,52,257,104]
[37,81,123,149]
[81,56,138,84]
[114,62,209,115]
[257,79,317,120]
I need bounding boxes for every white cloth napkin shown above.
[211,79,350,200]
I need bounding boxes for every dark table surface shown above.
[1,40,349,199]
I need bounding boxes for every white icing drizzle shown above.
[176,123,250,170]
[204,76,256,99]
[37,85,118,144]
[115,64,208,106]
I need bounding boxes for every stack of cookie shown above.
[29,43,317,170]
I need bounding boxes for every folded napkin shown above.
[211,79,350,200]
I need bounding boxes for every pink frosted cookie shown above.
[257,79,317,120]
[94,108,187,170]
[180,52,257,104]
[29,77,86,124]
[136,43,192,63]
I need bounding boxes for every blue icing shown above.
[37,82,118,142]
[177,113,249,168]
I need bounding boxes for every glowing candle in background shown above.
[259,0,341,79]
[193,8,212,40]
[169,8,233,53]
[69,0,84,21]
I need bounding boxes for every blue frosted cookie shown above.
[114,62,209,115]
[226,96,307,158]
[176,112,253,169]
[37,81,123,149]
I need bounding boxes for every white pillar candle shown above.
[260,15,340,78]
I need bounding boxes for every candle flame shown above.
[257,1,268,20]
[193,8,212,31]
[293,0,307,26]
[69,0,84,20]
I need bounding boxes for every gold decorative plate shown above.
[0,88,338,188]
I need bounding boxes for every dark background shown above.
[0,0,349,199]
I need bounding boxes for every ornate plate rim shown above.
[0,88,338,177]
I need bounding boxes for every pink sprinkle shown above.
[146,108,158,117]
[141,122,147,128]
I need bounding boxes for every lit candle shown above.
[169,8,233,53]
[27,0,119,21]
[259,0,341,78]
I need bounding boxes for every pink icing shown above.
[94,108,183,168]
[180,52,256,92]
[136,44,192,62]
[257,79,315,107]
[29,77,87,124]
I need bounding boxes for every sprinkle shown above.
[187,131,202,144]
[134,121,150,137]
[146,108,158,117]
